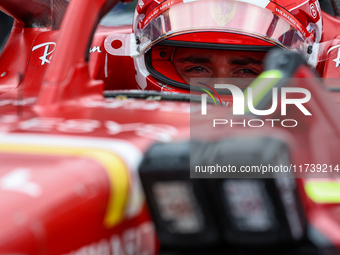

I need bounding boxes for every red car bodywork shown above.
[1,4,340,95]
[1,0,340,254]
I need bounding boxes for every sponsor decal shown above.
[64,222,155,255]
[90,46,102,53]
[0,117,178,142]
[326,45,340,68]
[333,49,340,68]
[0,97,36,106]
[84,99,191,113]
[266,2,312,39]
[32,43,102,65]
[32,42,56,65]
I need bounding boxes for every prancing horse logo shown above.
[209,1,237,27]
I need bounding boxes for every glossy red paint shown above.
[1,0,340,253]
[0,95,193,253]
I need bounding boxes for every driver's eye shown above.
[237,69,257,74]
[185,66,208,73]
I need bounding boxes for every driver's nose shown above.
[212,66,232,82]
[212,54,232,79]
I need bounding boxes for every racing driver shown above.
[130,0,323,92]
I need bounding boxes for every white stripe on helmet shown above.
[237,0,270,8]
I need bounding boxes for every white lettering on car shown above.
[64,222,155,255]
[0,168,42,197]
[4,118,178,142]
[90,46,102,53]
[32,42,57,65]
[327,44,340,68]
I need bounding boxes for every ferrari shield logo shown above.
[209,2,237,27]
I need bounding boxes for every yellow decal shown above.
[209,1,237,27]
[115,96,128,100]
[0,144,129,228]
[305,181,340,203]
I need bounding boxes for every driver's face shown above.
[172,48,266,88]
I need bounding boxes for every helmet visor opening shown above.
[147,42,271,90]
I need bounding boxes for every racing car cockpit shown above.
[1,0,340,254]
[1,0,340,96]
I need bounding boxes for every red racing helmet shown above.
[129,0,323,91]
